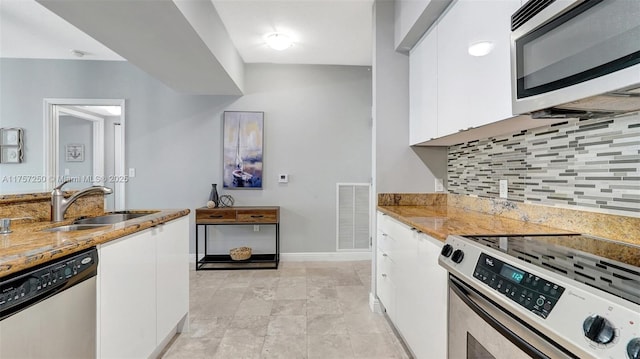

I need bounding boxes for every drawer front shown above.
[376,249,395,317]
[377,212,392,234]
[377,230,396,253]
[376,249,394,277]
[196,209,237,223]
[383,216,413,242]
[379,213,406,241]
[377,273,392,310]
[236,209,278,223]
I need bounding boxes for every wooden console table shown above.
[195,206,280,270]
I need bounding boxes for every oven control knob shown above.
[441,244,453,257]
[583,315,615,344]
[451,249,464,264]
[628,338,640,359]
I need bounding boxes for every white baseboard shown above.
[190,251,372,264]
[280,251,372,262]
[369,292,383,314]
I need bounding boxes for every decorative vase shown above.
[208,184,220,208]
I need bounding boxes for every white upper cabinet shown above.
[409,0,522,144]
[435,0,469,137]
[409,26,438,144]
[438,0,521,137]
[460,0,521,130]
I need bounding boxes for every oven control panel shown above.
[474,253,565,319]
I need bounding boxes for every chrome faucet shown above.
[51,180,113,222]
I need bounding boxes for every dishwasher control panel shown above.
[0,247,98,319]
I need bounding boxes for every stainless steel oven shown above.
[448,275,574,359]
[439,234,640,359]
[511,0,640,118]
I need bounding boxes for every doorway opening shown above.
[44,99,126,211]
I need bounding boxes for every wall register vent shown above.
[336,183,371,251]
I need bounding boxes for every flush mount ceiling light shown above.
[265,33,293,51]
[468,41,495,57]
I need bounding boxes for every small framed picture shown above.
[1,146,21,163]
[0,128,22,146]
[66,144,84,162]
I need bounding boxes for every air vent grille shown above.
[512,0,556,30]
[337,183,370,251]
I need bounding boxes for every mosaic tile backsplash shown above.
[448,112,640,216]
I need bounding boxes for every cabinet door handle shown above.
[381,233,388,237]
[251,215,264,218]
[382,253,388,257]
[381,273,387,278]
[208,215,224,219]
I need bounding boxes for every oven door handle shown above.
[449,276,577,359]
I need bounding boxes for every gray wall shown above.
[217,64,373,253]
[58,115,93,190]
[373,0,446,195]
[0,59,372,254]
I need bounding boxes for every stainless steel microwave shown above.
[511,0,640,118]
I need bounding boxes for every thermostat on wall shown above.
[278,174,289,183]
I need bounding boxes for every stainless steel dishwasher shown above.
[0,247,98,359]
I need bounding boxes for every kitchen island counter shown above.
[0,209,190,278]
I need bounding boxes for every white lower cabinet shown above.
[412,230,448,359]
[155,217,190,344]
[97,216,189,359]
[376,248,396,320]
[98,228,156,359]
[376,212,447,359]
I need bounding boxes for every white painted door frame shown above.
[44,98,126,210]
[57,105,105,187]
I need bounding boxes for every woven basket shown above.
[230,246,252,261]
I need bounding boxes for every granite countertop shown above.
[378,205,575,241]
[0,209,190,278]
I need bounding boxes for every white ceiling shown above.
[212,0,373,66]
[0,0,373,66]
[0,0,123,61]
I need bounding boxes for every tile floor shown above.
[161,260,410,359]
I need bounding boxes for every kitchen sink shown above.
[72,211,157,225]
[42,224,109,232]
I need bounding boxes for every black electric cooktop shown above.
[463,234,640,305]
